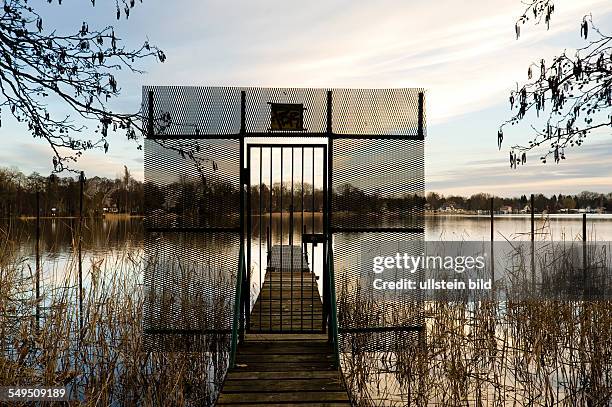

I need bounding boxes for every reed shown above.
[0,224,229,406]
[337,231,612,406]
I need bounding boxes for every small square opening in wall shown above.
[269,102,305,131]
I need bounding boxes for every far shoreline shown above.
[12,213,144,220]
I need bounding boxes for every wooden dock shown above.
[216,245,350,406]
[250,245,323,332]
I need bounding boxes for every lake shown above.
[7,213,612,294]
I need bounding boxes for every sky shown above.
[0,0,611,196]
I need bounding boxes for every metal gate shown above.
[246,145,328,333]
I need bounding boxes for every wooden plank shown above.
[248,328,323,333]
[217,391,350,404]
[252,298,320,303]
[218,404,349,407]
[236,354,334,364]
[249,316,322,323]
[243,333,328,341]
[248,329,323,334]
[239,344,331,355]
[226,370,340,380]
[222,378,344,392]
[231,362,335,371]
[250,305,322,312]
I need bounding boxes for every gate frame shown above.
[245,143,328,334]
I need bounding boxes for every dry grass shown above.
[2,217,611,406]
[338,234,612,406]
[0,222,228,406]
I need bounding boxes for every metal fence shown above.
[142,86,426,356]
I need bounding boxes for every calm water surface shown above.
[7,213,612,290]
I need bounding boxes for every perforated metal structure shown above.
[143,87,243,352]
[329,89,425,353]
[142,85,425,354]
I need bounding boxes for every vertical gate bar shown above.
[290,147,294,331]
[239,90,246,340]
[280,147,284,332]
[259,147,263,329]
[311,147,315,331]
[322,145,328,333]
[269,147,273,331]
[327,90,334,342]
[246,147,252,332]
[301,148,305,331]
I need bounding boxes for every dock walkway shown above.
[216,245,350,406]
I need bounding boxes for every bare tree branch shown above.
[499,1,612,168]
[0,0,166,172]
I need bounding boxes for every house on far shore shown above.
[439,204,456,212]
[499,205,513,214]
[520,205,531,214]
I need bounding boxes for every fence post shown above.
[583,213,587,291]
[35,189,40,332]
[531,194,535,293]
[78,171,84,337]
[490,197,494,286]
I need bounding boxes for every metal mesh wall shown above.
[142,86,241,136]
[144,138,240,229]
[144,231,239,335]
[331,139,424,230]
[143,86,242,352]
[332,88,425,136]
[333,232,425,351]
[330,89,425,353]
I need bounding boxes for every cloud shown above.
[427,139,612,196]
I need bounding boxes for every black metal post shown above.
[269,148,273,331]
[35,189,40,331]
[322,146,328,333]
[290,147,294,331]
[246,146,252,332]
[583,213,587,286]
[301,149,305,331]
[490,197,494,286]
[311,148,315,331]
[530,193,535,293]
[239,90,246,341]
[280,147,283,332]
[418,92,424,138]
[259,147,263,329]
[78,171,84,336]
[324,90,333,335]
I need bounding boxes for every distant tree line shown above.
[0,166,143,217]
[427,191,612,213]
[250,182,425,214]
[4,164,609,218]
